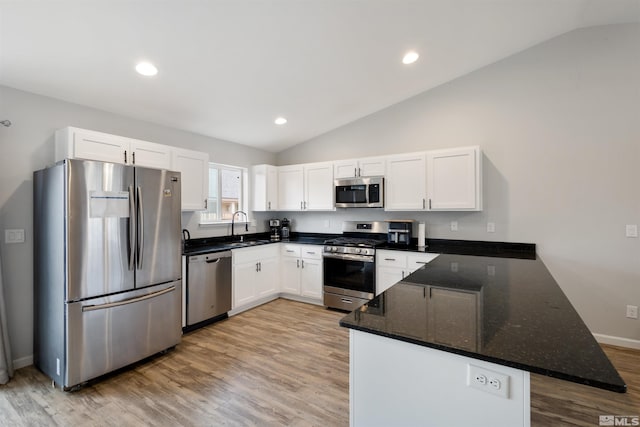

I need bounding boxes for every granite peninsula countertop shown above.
[339,253,627,393]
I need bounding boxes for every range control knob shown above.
[331,246,338,252]
[355,248,362,254]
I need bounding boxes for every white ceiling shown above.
[1,0,638,152]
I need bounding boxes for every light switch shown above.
[626,225,638,238]
[450,221,458,232]
[5,229,25,244]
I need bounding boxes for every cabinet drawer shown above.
[301,245,322,260]
[376,250,407,268]
[281,244,301,258]
[407,253,439,269]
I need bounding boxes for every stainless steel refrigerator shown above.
[34,159,182,390]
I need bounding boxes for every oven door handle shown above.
[323,253,375,263]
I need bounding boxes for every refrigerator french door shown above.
[34,159,182,390]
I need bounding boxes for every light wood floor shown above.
[0,299,638,426]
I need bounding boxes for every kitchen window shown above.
[200,163,248,224]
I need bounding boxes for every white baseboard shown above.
[593,333,640,350]
[13,355,33,370]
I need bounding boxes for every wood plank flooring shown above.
[0,298,638,426]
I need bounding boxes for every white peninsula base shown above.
[349,330,531,427]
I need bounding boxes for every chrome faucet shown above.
[231,211,248,242]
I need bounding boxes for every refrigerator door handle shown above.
[128,185,136,271]
[81,286,176,312]
[136,186,144,270]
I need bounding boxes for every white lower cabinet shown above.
[376,250,439,295]
[232,245,279,309]
[280,244,323,301]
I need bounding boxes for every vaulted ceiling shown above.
[1,0,638,152]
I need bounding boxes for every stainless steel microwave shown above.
[335,177,384,208]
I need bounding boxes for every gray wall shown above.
[277,24,640,343]
[0,86,275,364]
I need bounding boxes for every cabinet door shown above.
[233,262,257,308]
[334,160,358,179]
[386,283,428,340]
[266,166,279,211]
[304,162,334,210]
[376,266,405,295]
[426,146,481,211]
[171,148,209,211]
[68,128,128,165]
[385,154,426,211]
[300,257,322,299]
[278,165,304,211]
[281,256,301,295]
[256,257,279,297]
[358,157,386,177]
[251,164,278,211]
[130,139,171,169]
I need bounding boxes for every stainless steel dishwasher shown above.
[185,250,232,331]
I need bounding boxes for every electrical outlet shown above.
[450,221,458,232]
[627,305,638,319]
[467,364,510,398]
[487,222,495,233]
[5,229,25,244]
[487,265,496,276]
[626,225,638,238]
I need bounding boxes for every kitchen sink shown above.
[224,240,271,248]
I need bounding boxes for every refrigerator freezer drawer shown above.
[64,280,181,389]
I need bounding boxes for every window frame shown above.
[199,162,249,226]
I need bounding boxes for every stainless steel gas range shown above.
[322,221,388,311]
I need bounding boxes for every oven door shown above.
[323,253,375,300]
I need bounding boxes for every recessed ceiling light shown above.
[274,117,287,125]
[135,61,158,76]
[402,51,419,65]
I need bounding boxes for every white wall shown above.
[277,24,640,344]
[0,86,275,364]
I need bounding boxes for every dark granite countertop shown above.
[183,232,336,256]
[339,253,627,393]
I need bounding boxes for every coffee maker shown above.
[269,219,281,241]
[281,218,291,240]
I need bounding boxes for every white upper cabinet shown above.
[55,127,127,165]
[304,162,334,210]
[278,165,305,211]
[171,148,209,211]
[128,138,172,169]
[426,146,482,211]
[55,127,171,169]
[251,164,278,211]
[55,127,209,211]
[334,156,386,179]
[278,162,334,211]
[385,153,427,211]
